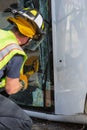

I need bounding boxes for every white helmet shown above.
[8,8,45,40]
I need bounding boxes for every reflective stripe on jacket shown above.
[0,29,27,88]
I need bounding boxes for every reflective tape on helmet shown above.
[34,14,43,29]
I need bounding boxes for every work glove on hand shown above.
[19,74,28,91]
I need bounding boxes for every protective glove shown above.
[19,74,28,91]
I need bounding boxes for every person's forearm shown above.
[5,77,23,95]
[6,83,23,95]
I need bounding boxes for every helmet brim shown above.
[7,16,41,38]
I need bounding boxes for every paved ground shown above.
[31,118,85,130]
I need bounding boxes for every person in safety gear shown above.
[0,7,44,130]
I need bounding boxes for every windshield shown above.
[0,0,54,113]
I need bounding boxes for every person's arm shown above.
[5,55,24,95]
[5,77,23,95]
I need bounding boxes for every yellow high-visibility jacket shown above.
[0,29,27,88]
